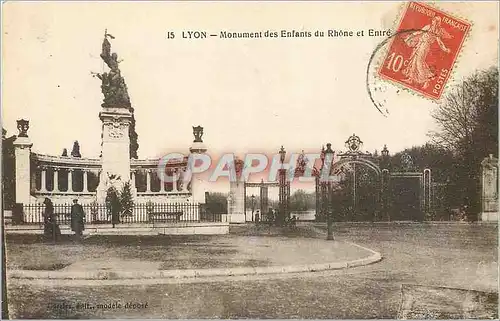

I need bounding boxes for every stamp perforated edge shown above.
[372,1,474,103]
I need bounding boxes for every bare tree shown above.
[429,67,498,217]
[429,67,498,156]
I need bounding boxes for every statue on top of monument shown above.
[92,30,131,108]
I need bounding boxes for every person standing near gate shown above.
[43,198,61,242]
[70,199,85,239]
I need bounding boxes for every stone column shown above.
[40,167,47,192]
[159,170,165,193]
[67,169,73,192]
[181,167,188,192]
[131,170,136,189]
[172,168,178,192]
[146,169,151,192]
[129,169,138,199]
[53,169,59,192]
[83,170,88,192]
[13,119,33,204]
[481,155,498,221]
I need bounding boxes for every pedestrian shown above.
[70,199,85,240]
[111,204,120,228]
[268,208,274,224]
[255,210,260,224]
[43,198,61,242]
[106,187,121,228]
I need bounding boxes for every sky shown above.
[2,1,498,194]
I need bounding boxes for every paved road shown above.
[6,223,498,318]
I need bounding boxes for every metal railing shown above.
[20,202,223,225]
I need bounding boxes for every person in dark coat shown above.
[43,198,61,242]
[111,208,120,228]
[268,208,275,224]
[70,199,85,239]
[106,187,121,228]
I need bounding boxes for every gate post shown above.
[259,181,269,215]
[326,182,334,240]
[423,169,432,219]
[13,119,33,205]
[480,155,498,221]
[315,175,320,220]
[381,169,390,221]
[278,146,290,226]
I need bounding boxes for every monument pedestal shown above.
[228,180,245,223]
[96,107,133,201]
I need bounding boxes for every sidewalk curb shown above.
[8,246,382,280]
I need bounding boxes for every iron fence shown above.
[20,202,223,225]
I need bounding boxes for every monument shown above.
[228,158,246,223]
[94,31,137,200]
[9,32,205,211]
[481,154,498,222]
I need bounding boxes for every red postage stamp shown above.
[378,2,471,100]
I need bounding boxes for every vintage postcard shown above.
[1,1,498,319]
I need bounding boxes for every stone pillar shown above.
[67,169,73,192]
[146,169,151,192]
[227,194,232,214]
[260,184,269,215]
[40,167,47,192]
[13,119,33,204]
[83,170,88,192]
[189,125,208,203]
[181,167,188,192]
[96,107,133,201]
[228,178,245,223]
[481,155,498,222]
[159,173,165,193]
[172,168,178,192]
[53,169,59,192]
[130,170,138,199]
[131,170,136,189]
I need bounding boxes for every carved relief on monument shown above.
[104,118,128,139]
[483,164,498,199]
[108,124,124,139]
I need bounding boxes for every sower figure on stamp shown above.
[70,199,85,240]
[402,16,452,89]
